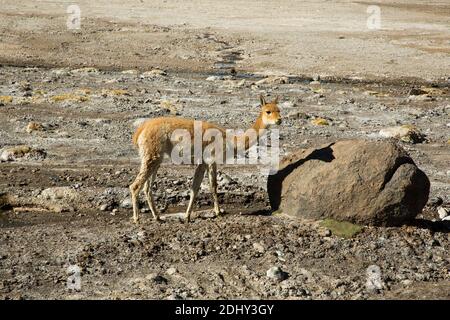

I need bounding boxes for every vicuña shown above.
[130,95,282,223]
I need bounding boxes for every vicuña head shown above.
[259,95,282,126]
[129,94,282,224]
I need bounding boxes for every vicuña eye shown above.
[266,111,272,115]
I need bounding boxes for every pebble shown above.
[141,69,167,78]
[437,206,449,220]
[166,267,177,276]
[252,242,265,253]
[120,198,132,209]
[266,266,288,282]
[379,125,425,144]
[256,76,289,85]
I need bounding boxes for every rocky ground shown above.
[0,0,449,300]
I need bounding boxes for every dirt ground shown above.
[0,1,449,300]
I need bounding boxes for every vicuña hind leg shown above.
[143,163,160,221]
[207,163,220,216]
[185,164,206,223]
[130,159,158,224]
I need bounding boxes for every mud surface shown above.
[0,1,449,300]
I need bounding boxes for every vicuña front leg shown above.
[185,164,206,223]
[207,163,220,216]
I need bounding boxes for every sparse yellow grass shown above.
[160,100,181,115]
[109,89,130,96]
[76,88,92,95]
[101,89,131,96]
[420,87,445,96]
[51,93,89,103]
[311,118,329,126]
[5,145,32,156]
[0,96,13,104]
[33,90,47,96]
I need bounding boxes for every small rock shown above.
[437,206,449,220]
[99,204,109,211]
[0,145,40,162]
[141,69,167,78]
[256,76,289,85]
[206,75,221,81]
[71,67,99,74]
[401,279,413,286]
[120,198,132,209]
[320,228,332,237]
[252,242,265,253]
[121,69,138,75]
[379,125,425,144]
[166,267,177,276]
[266,266,288,282]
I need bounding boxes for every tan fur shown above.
[129,95,281,223]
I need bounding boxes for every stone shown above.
[266,266,288,282]
[0,146,45,162]
[379,125,425,144]
[255,76,289,85]
[437,206,449,220]
[206,75,221,81]
[166,267,177,276]
[71,67,99,74]
[120,198,132,209]
[0,146,30,162]
[267,140,430,226]
[252,242,265,253]
[40,187,79,202]
[141,69,167,78]
[121,69,138,75]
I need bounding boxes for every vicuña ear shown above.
[259,94,266,106]
[273,96,279,104]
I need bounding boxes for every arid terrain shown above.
[0,0,449,300]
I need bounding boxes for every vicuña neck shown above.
[251,114,267,132]
[233,114,267,151]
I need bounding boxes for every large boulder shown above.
[267,140,430,226]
